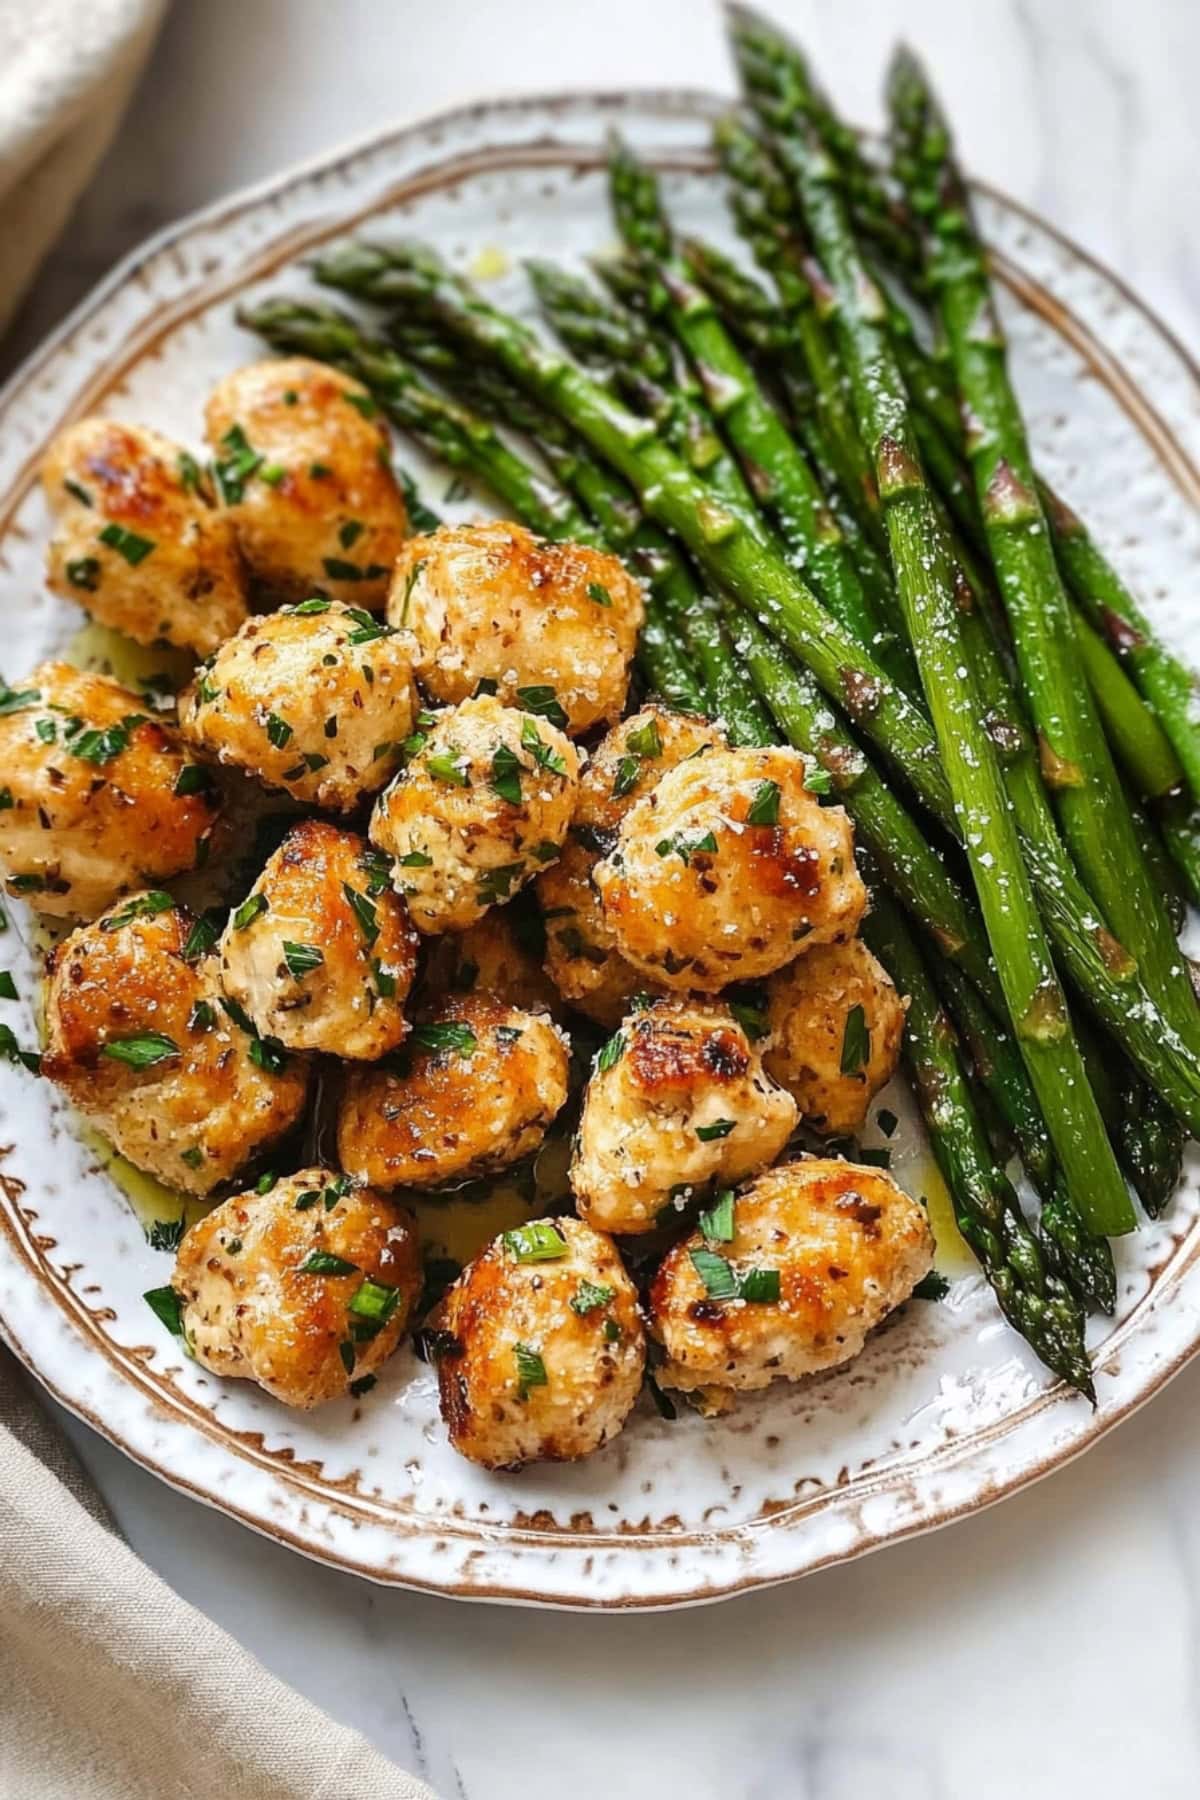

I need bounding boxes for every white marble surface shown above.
[12,0,1200,1793]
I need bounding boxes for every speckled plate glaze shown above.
[2,90,1200,1610]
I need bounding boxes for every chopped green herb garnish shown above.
[503,1221,568,1263]
[343,390,377,419]
[294,1189,321,1211]
[256,1171,278,1194]
[232,893,268,931]
[98,522,155,565]
[0,1024,40,1073]
[804,761,833,796]
[612,755,642,799]
[475,862,523,904]
[174,762,216,798]
[596,1030,626,1074]
[298,1250,360,1277]
[0,971,16,1001]
[68,715,146,764]
[342,883,379,947]
[195,673,220,705]
[688,1247,740,1300]
[101,1032,180,1070]
[309,461,332,479]
[348,1277,400,1327]
[514,1342,547,1400]
[265,712,292,749]
[587,580,613,608]
[65,557,101,591]
[426,751,470,788]
[626,718,663,758]
[840,1003,870,1074]
[290,595,332,615]
[746,778,781,827]
[144,1285,184,1337]
[517,685,568,729]
[655,829,718,864]
[412,1021,477,1057]
[64,478,93,507]
[181,913,219,962]
[398,850,432,868]
[372,959,397,998]
[570,1279,614,1316]
[0,682,40,716]
[520,716,567,775]
[737,1268,781,1304]
[913,1271,950,1302]
[728,998,768,1042]
[213,423,262,503]
[349,1373,377,1398]
[147,1215,187,1250]
[101,890,174,932]
[339,519,365,550]
[259,462,286,487]
[187,998,216,1033]
[345,606,394,645]
[360,848,392,895]
[179,1147,204,1170]
[699,1190,735,1243]
[491,743,523,805]
[282,940,324,979]
[695,1117,735,1142]
[177,451,203,493]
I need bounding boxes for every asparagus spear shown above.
[761,127,1135,1236]
[239,296,701,711]
[312,241,1200,1139]
[887,51,1200,1065]
[861,873,1094,1395]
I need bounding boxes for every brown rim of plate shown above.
[1,87,1198,1607]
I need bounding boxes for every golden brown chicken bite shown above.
[570,997,798,1235]
[369,694,579,934]
[764,939,906,1136]
[391,521,643,734]
[178,598,418,810]
[0,662,220,918]
[432,1215,645,1469]
[172,1169,421,1408]
[594,746,865,991]
[204,356,407,607]
[42,896,308,1194]
[218,820,418,1059]
[42,418,248,656]
[537,704,724,1024]
[649,1160,933,1393]
[338,995,571,1191]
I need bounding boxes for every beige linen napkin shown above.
[0,0,165,335]
[0,1351,439,1798]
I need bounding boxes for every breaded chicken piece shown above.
[178,599,418,811]
[649,1160,934,1393]
[417,899,561,1018]
[537,704,724,1024]
[0,661,219,918]
[173,1169,421,1407]
[391,521,643,735]
[595,746,865,991]
[42,418,248,656]
[571,997,798,1235]
[369,694,579,934]
[337,994,570,1191]
[42,896,308,1195]
[205,356,407,607]
[218,820,418,1059]
[765,939,905,1136]
[433,1215,645,1469]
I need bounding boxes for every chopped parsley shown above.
[63,478,93,507]
[840,1003,870,1074]
[298,1251,359,1277]
[143,1286,185,1337]
[426,750,470,788]
[520,716,566,775]
[0,681,40,716]
[181,912,220,962]
[746,778,781,826]
[65,557,101,591]
[232,893,269,931]
[339,520,365,550]
[283,941,324,979]
[514,1342,547,1400]
[516,685,568,729]
[699,1190,735,1243]
[596,1030,626,1074]
[98,522,155,565]
[342,883,379,947]
[491,743,523,805]
[174,763,216,798]
[695,1117,735,1142]
[655,829,718,864]
[213,423,262,504]
[101,1032,180,1070]
[265,712,292,750]
[689,1248,779,1304]
[69,714,146,765]
[587,580,613,608]
[570,1280,614,1317]
[100,890,174,931]
[626,718,663,758]
[146,1216,186,1251]
[503,1221,568,1263]
[412,1021,477,1057]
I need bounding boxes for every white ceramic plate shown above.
[2,90,1200,1611]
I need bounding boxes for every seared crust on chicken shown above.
[178,599,418,811]
[571,997,798,1235]
[369,694,579,934]
[537,704,724,1023]
[0,662,219,918]
[42,419,248,657]
[594,746,866,991]
[172,1169,421,1408]
[765,940,906,1136]
[337,994,571,1190]
[204,357,407,608]
[649,1160,934,1393]
[218,820,418,1059]
[434,1215,645,1469]
[391,522,643,734]
[42,897,308,1194]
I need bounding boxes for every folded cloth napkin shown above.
[0,1357,439,1797]
[0,0,165,336]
